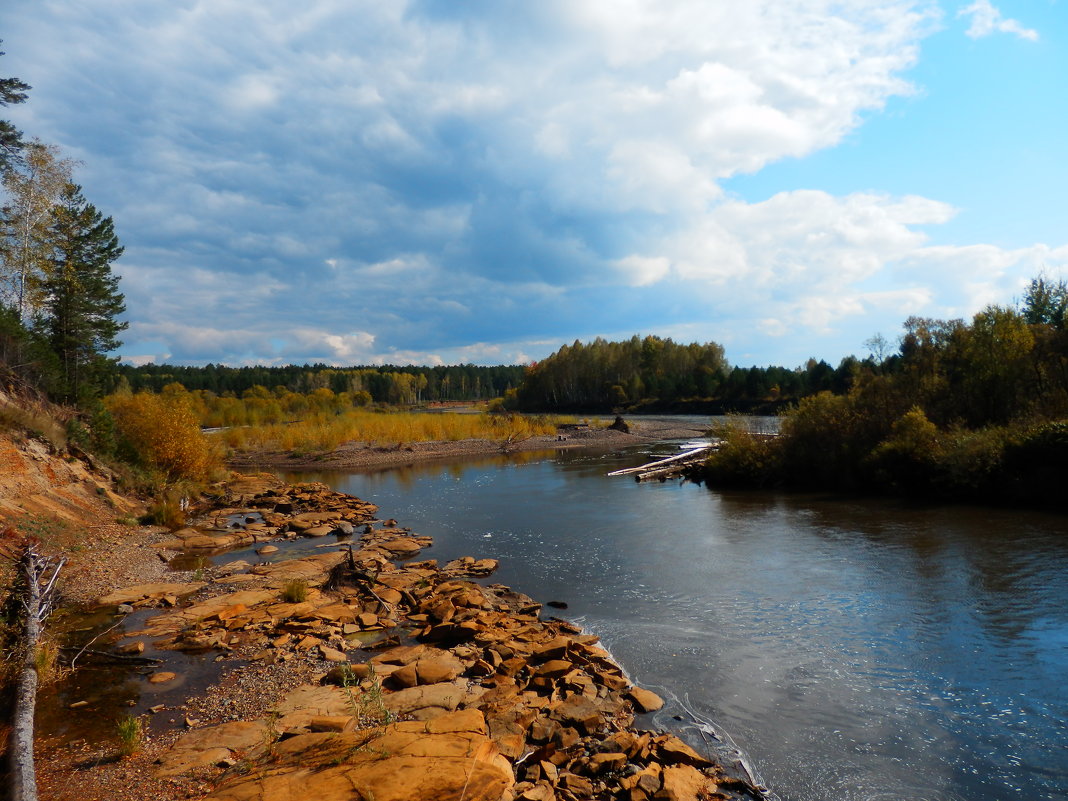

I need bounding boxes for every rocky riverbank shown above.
[35,474,762,801]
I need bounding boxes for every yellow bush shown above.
[107,391,220,482]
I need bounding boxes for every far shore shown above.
[225,418,712,471]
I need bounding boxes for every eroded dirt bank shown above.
[31,472,763,801]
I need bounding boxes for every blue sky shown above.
[4,0,1066,368]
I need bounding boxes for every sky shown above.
[4,0,1067,369]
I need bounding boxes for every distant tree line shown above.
[118,363,527,405]
[703,277,1068,506]
[512,334,874,413]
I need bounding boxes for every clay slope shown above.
[0,430,135,525]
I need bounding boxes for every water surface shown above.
[284,445,1068,801]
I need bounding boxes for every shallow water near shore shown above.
[281,444,1068,801]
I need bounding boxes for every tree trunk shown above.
[9,549,41,801]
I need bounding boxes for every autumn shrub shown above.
[778,392,869,489]
[930,424,1014,498]
[704,425,783,488]
[107,390,220,483]
[865,406,941,491]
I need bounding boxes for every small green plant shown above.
[139,494,185,529]
[342,663,394,726]
[33,637,62,683]
[115,714,143,757]
[281,579,308,604]
[261,711,281,761]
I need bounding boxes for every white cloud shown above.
[959,1,1038,41]
[7,0,1059,369]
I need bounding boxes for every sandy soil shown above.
[225,418,712,471]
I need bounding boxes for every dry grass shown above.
[215,410,565,454]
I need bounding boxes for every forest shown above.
[117,362,526,405]
[702,277,1068,506]
[512,334,865,412]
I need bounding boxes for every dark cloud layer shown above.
[5,1,1062,367]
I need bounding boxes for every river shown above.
[281,440,1068,801]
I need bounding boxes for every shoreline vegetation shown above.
[696,279,1068,508]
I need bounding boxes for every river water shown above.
[283,441,1068,801]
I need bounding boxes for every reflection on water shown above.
[285,447,1068,801]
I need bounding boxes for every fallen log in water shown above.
[606,445,716,478]
[608,444,718,481]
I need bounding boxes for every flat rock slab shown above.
[156,720,269,777]
[204,709,512,801]
[97,582,206,607]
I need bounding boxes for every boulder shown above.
[655,764,716,801]
[628,686,665,713]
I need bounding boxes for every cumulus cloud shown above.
[959,1,1038,41]
[3,0,1059,368]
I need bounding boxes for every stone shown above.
[379,538,424,557]
[415,653,464,685]
[627,687,665,713]
[321,663,370,685]
[149,671,177,684]
[382,680,471,719]
[117,640,145,655]
[155,720,268,777]
[390,663,420,689]
[551,694,604,734]
[654,765,714,801]
[199,710,512,801]
[519,782,556,801]
[319,646,348,663]
[560,773,594,796]
[589,752,628,774]
[535,659,573,679]
[256,545,279,555]
[308,716,355,733]
[656,735,713,768]
[303,525,335,537]
[357,612,379,628]
[97,582,206,607]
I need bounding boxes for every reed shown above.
[215,410,568,454]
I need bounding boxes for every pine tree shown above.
[38,183,126,400]
[1,41,31,174]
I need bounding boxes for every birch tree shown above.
[1,141,75,318]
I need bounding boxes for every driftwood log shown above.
[4,541,65,801]
[326,545,420,612]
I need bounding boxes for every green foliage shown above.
[517,334,728,410]
[866,406,940,490]
[118,363,524,404]
[115,714,143,757]
[140,493,186,530]
[38,182,126,403]
[282,579,308,604]
[702,281,1068,505]
[1021,276,1068,329]
[1,42,30,173]
[704,422,782,488]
